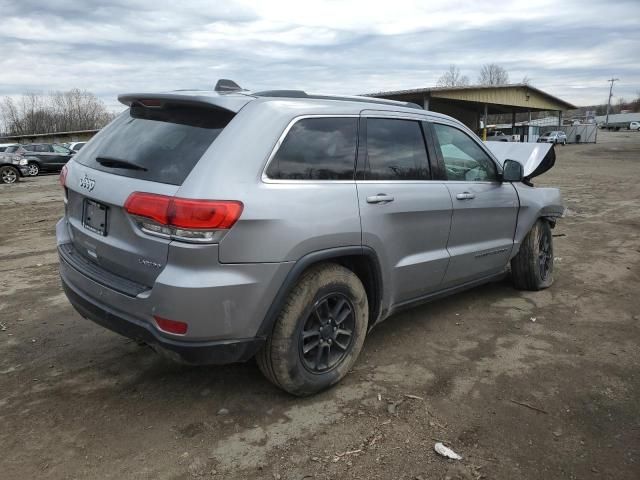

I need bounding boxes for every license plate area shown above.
[83,199,108,236]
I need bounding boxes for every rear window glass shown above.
[5,146,20,153]
[265,117,357,180]
[74,104,233,185]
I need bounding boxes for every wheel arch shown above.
[257,246,384,338]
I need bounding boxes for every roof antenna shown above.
[214,79,243,93]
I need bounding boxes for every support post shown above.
[605,78,619,126]
[558,110,563,126]
[423,95,430,111]
[482,104,488,141]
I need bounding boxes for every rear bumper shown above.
[61,275,263,364]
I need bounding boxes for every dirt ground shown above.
[1,130,639,480]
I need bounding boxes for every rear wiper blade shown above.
[96,156,147,171]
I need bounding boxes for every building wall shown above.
[429,100,480,130]
[1,130,99,145]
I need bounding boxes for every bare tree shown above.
[436,65,470,88]
[478,64,509,85]
[0,89,115,136]
[521,75,532,85]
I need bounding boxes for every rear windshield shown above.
[5,145,20,153]
[74,104,233,185]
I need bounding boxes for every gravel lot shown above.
[1,130,639,480]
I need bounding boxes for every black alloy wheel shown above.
[538,228,553,281]
[299,293,355,373]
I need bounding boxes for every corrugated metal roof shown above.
[363,83,576,110]
[0,129,100,140]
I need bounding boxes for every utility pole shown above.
[605,78,619,126]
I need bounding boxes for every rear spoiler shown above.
[484,142,555,181]
[118,93,252,114]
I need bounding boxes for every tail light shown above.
[124,192,243,243]
[154,316,188,335]
[59,164,68,187]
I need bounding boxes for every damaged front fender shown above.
[511,183,564,256]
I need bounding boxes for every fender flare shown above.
[256,246,384,338]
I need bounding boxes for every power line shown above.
[605,78,619,126]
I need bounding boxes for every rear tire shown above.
[0,166,19,184]
[511,219,554,291]
[257,263,368,396]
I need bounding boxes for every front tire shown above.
[511,219,554,290]
[27,162,39,176]
[0,166,19,184]
[257,263,368,396]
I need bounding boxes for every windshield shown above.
[74,105,234,185]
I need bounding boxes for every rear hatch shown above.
[63,95,244,288]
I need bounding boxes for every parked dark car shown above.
[22,143,75,174]
[0,145,30,184]
[1,145,40,176]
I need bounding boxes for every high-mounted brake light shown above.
[124,192,243,243]
[138,99,163,107]
[59,164,68,187]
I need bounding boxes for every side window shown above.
[365,118,429,180]
[35,144,49,152]
[266,117,357,180]
[432,123,498,182]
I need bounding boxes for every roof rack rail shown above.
[253,90,308,98]
[252,90,422,110]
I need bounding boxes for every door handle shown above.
[456,192,475,200]
[366,194,395,204]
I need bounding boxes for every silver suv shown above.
[538,130,567,145]
[57,81,564,395]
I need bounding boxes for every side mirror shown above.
[502,159,523,182]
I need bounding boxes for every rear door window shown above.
[74,104,234,185]
[365,118,430,180]
[265,117,358,180]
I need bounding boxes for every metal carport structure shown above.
[364,84,576,140]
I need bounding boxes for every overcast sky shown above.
[1,0,639,111]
